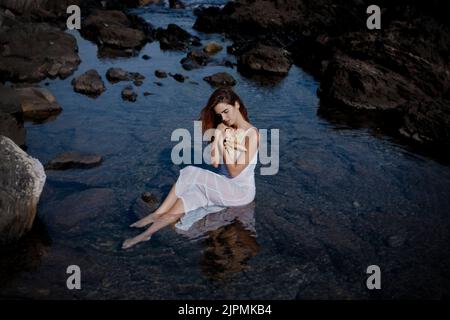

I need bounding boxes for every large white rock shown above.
[0,135,46,243]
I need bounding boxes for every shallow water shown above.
[1,1,450,299]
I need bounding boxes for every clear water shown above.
[1,1,450,299]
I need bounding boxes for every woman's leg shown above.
[130,183,179,228]
[122,197,185,249]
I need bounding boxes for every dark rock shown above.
[80,10,149,50]
[193,0,450,146]
[0,84,22,115]
[0,135,46,243]
[71,69,106,97]
[97,47,136,59]
[154,70,167,78]
[0,112,26,147]
[131,193,159,220]
[125,0,163,8]
[203,42,222,55]
[0,22,81,82]
[15,87,62,121]
[400,98,450,145]
[318,54,426,111]
[45,151,103,170]
[180,49,211,70]
[0,85,25,146]
[106,67,145,83]
[156,23,201,51]
[42,188,117,230]
[169,73,186,83]
[386,235,406,248]
[133,80,143,86]
[143,91,152,96]
[237,44,292,76]
[141,191,158,204]
[121,85,137,102]
[169,0,185,9]
[142,54,151,60]
[154,81,163,86]
[203,72,236,87]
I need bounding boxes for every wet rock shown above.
[131,192,159,219]
[169,73,186,83]
[203,42,222,55]
[194,0,450,146]
[71,69,106,97]
[400,97,450,145]
[386,235,406,248]
[44,151,103,170]
[42,188,117,230]
[0,136,46,243]
[156,23,201,51]
[203,72,236,87]
[106,67,145,83]
[154,70,167,78]
[15,87,62,120]
[169,0,185,9]
[0,84,21,115]
[141,191,158,205]
[180,49,211,70]
[125,0,163,7]
[0,85,25,146]
[0,22,81,82]
[80,10,149,50]
[0,112,26,147]
[121,86,137,102]
[237,44,292,76]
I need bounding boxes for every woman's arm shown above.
[223,128,259,178]
[210,124,228,168]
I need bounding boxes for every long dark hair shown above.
[199,87,250,135]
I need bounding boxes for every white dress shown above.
[175,127,258,231]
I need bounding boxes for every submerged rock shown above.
[41,188,117,231]
[180,49,211,70]
[0,136,46,243]
[106,67,145,83]
[121,86,138,102]
[154,70,167,78]
[169,73,186,83]
[45,152,103,170]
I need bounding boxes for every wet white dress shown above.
[175,127,258,230]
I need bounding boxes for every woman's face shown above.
[214,102,239,127]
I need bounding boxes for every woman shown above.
[122,87,260,249]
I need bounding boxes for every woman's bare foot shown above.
[129,212,162,228]
[122,233,152,250]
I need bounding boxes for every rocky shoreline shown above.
[193,0,450,146]
[1,0,449,241]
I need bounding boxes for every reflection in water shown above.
[175,201,260,281]
[0,218,51,294]
[201,220,260,281]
